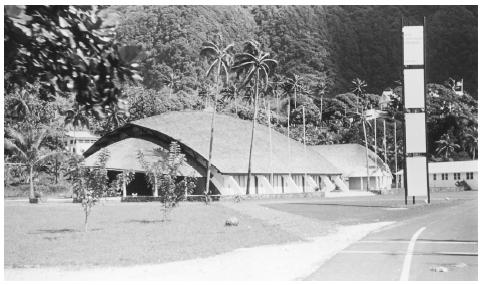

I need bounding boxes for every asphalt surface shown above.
[265,191,478,281]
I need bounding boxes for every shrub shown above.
[67,149,126,231]
[137,141,196,221]
[455,180,471,190]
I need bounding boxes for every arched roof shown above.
[310,144,392,177]
[84,111,341,175]
[83,138,202,177]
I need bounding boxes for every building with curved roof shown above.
[84,111,345,197]
[310,144,393,191]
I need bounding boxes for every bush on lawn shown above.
[455,180,471,190]
[4,183,71,198]
[137,141,196,221]
[67,150,129,231]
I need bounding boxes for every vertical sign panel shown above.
[404,69,425,108]
[406,156,428,196]
[405,113,427,153]
[403,26,424,65]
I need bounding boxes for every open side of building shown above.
[84,111,345,197]
[310,144,393,191]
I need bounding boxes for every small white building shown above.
[64,131,99,156]
[395,160,478,190]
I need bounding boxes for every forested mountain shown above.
[110,5,477,97]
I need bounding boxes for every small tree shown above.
[68,149,125,231]
[137,141,196,221]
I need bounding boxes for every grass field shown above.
[4,201,298,269]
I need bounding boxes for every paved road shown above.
[303,194,477,281]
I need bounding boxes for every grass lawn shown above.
[5,201,299,269]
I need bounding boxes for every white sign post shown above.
[402,20,430,204]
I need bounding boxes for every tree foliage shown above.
[5,5,142,116]
[137,142,196,221]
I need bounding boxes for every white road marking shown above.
[400,226,426,281]
[359,240,477,245]
[341,250,477,256]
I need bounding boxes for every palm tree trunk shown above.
[302,106,307,192]
[268,102,273,184]
[276,92,280,124]
[205,62,221,202]
[374,119,378,189]
[362,112,370,191]
[287,99,291,165]
[29,165,34,199]
[319,95,323,126]
[394,121,398,187]
[234,90,238,116]
[246,70,259,195]
[294,88,297,109]
[383,120,387,163]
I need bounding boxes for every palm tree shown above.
[435,133,461,160]
[5,127,63,202]
[232,40,278,195]
[463,127,478,159]
[104,101,129,131]
[351,78,370,190]
[64,104,90,130]
[64,104,90,155]
[162,70,181,98]
[285,74,305,109]
[352,78,367,113]
[200,39,234,201]
[309,80,328,127]
[221,82,240,115]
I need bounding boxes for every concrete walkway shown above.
[5,221,392,281]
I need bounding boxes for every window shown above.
[454,173,461,180]
[433,174,437,180]
[466,172,474,180]
[441,173,448,180]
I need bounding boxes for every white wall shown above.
[430,171,478,190]
[65,138,96,156]
[396,170,478,190]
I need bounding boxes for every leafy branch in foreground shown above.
[5,5,142,117]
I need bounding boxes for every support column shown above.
[122,175,127,198]
[153,175,158,197]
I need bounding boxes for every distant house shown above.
[64,131,99,156]
[310,144,393,191]
[83,111,345,197]
[379,89,393,110]
[395,160,478,190]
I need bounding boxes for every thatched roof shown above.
[310,144,392,177]
[83,138,202,177]
[85,111,340,175]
